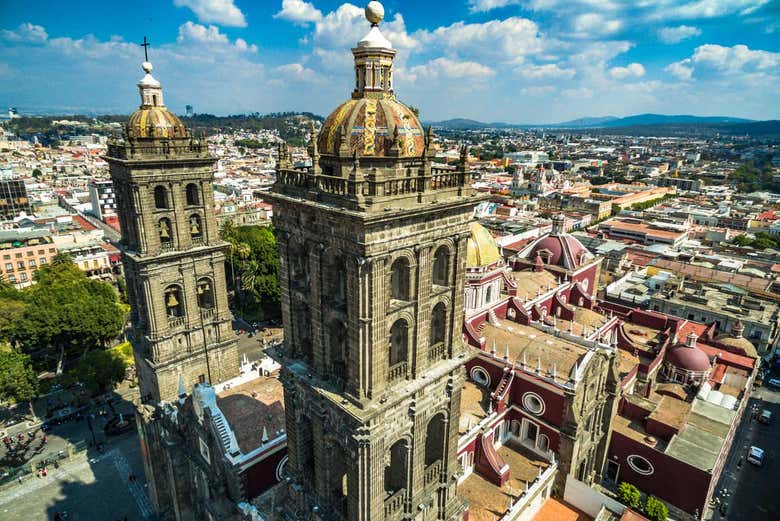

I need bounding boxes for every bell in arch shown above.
[159,220,171,239]
[190,216,201,236]
[166,291,179,308]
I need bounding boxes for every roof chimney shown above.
[686,331,698,348]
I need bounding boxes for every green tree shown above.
[617,482,642,510]
[0,347,39,414]
[14,258,125,372]
[32,168,42,178]
[221,222,280,320]
[643,496,668,521]
[71,349,126,394]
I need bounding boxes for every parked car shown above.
[747,446,765,466]
[767,378,780,389]
[758,409,772,425]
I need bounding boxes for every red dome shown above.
[526,234,592,270]
[667,345,711,372]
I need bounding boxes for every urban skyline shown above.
[1,0,779,121]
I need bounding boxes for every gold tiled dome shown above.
[467,222,501,268]
[318,97,424,157]
[127,106,187,139]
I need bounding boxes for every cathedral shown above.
[108,3,756,521]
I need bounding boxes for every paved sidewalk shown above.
[0,434,153,520]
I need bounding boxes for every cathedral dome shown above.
[125,61,187,139]
[668,334,712,373]
[318,97,425,157]
[522,215,593,270]
[715,321,757,358]
[127,106,187,139]
[467,222,501,268]
[315,1,426,159]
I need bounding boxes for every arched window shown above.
[389,319,408,368]
[159,217,173,247]
[430,302,446,347]
[189,214,203,240]
[164,285,184,318]
[186,183,200,206]
[329,320,347,375]
[384,439,408,495]
[485,285,494,304]
[154,186,169,209]
[424,413,446,467]
[325,256,347,303]
[432,246,449,286]
[197,278,214,309]
[298,417,316,487]
[390,257,410,301]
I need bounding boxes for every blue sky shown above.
[1,0,779,122]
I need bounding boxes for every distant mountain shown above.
[428,113,756,130]
[597,113,753,128]
[552,116,619,127]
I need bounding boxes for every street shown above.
[0,432,152,520]
[709,379,780,521]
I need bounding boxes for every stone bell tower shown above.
[105,59,238,404]
[267,3,483,520]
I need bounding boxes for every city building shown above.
[0,228,56,288]
[599,218,689,247]
[88,178,119,227]
[0,178,32,219]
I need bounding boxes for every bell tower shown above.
[268,3,482,520]
[105,59,239,403]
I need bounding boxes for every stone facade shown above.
[265,7,483,520]
[105,61,239,405]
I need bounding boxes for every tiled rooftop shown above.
[459,441,550,521]
[532,498,593,521]
[481,318,588,378]
[217,376,285,454]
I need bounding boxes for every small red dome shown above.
[667,345,711,372]
[527,234,592,270]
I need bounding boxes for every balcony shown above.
[160,242,175,253]
[191,237,205,248]
[200,307,215,320]
[388,362,407,382]
[167,315,186,329]
[424,460,442,487]
[384,488,406,517]
[428,342,445,362]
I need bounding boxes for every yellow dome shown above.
[467,222,501,268]
[127,106,187,139]
[715,334,758,358]
[317,97,425,157]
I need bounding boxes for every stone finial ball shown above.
[142,61,153,74]
[365,1,385,25]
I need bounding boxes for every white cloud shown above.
[517,63,575,80]
[311,3,416,50]
[658,0,770,21]
[467,0,521,13]
[1,22,48,43]
[273,63,322,82]
[173,0,247,27]
[417,17,547,63]
[665,60,693,80]
[408,57,494,80]
[658,24,701,43]
[572,13,623,36]
[608,62,645,79]
[177,21,257,52]
[274,0,323,25]
[664,43,780,80]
